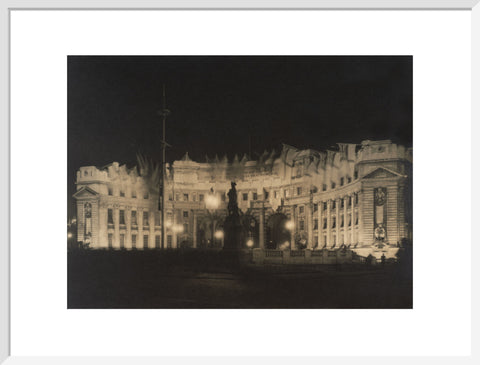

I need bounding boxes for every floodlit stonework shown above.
[73,139,412,259]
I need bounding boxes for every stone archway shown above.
[242,214,259,248]
[266,213,291,249]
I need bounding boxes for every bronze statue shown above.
[227,181,239,216]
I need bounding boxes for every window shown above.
[132,190,137,198]
[199,194,204,202]
[314,236,319,245]
[183,211,189,218]
[131,234,137,248]
[340,177,344,186]
[193,194,197,202]
[297,187,302,196]
[347,177,352,184]
[143,211,149,226]
[322,184,327,191]
[183,223,188,233]
[120,234,125,248]
[264,191,269,199]
[348,216,352,227]
[155,212,160,226]
[243,193,248,201]
[143,192,149,199]
[119,210,125,225]
[167,235,172,249]
[354,170,358,179]
[253,192,258,200]
[120,190,125,197]
[332,217,336,228]
[84,170,88,176]
[355,193,359,204]
[131,211,137,225]
[332,201,336,210]
[331,182,336,189]
[168,194,173,201]
[274,191,278,198]
[313,203,318,212]
[340,215,344,227]
[355,215,359,225]
[155,235,161,249]
[323,235,327,245]
[314,219,318,230]
[108,187,113,196]
[341,199,344,208]
[323,218,327,229]
[108,233,113,248]
[183,193,189,201]
[143,235,149,249]
[323,202,327,211]
[175,193,180,201]
[108,209,113,224]
[348,196,352,207]
[299,206,304,214]
[299,220,305,230]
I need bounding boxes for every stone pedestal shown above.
[223,215,244,250]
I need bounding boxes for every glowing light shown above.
[214,230,224,239]
[172,224,184,233]
[246,239,254,248]
[279,242,290,250]
[165,220,173,228]
[285,220,295,230]
[67,232,73,239]
[205,194,220,209]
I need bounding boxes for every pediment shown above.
[362,167,405,180]
[73,186,100,200]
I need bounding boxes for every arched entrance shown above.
[241,214,259,248]
[266,213,291,249]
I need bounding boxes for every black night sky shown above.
[68,56,412,217]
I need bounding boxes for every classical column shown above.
[343,196,348,246]
[149,210,155,249]
[350,194,355,244]
[291,205,296,250]
[358,191,364,246]
[138,208,144,249]
[192,210,197,248]
[306,203,313,249]
[173,209,177,248]
[318,201,323,249]
[114,205,120,249]
[259,204,265,249]
[326,200,331,247]
[125,207,132,250]
[335,198,340,247]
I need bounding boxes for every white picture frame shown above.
[2,0,479,364]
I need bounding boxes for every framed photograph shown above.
[2,0,478,363]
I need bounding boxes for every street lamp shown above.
[205,190,221,248]
[285,220,295,250]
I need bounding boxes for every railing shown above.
[290,250,305,257]
[265,250,283,257]
[311,250,324,256]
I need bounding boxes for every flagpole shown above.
[159,84,170,249]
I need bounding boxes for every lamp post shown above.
[286,220,295,250]
[205,191,220,248]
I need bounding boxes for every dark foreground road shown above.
[68,250,412,309]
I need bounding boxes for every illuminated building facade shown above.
[73,139,412,258]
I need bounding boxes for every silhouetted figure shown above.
[227,182,239,217]
[381,253,386,265]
